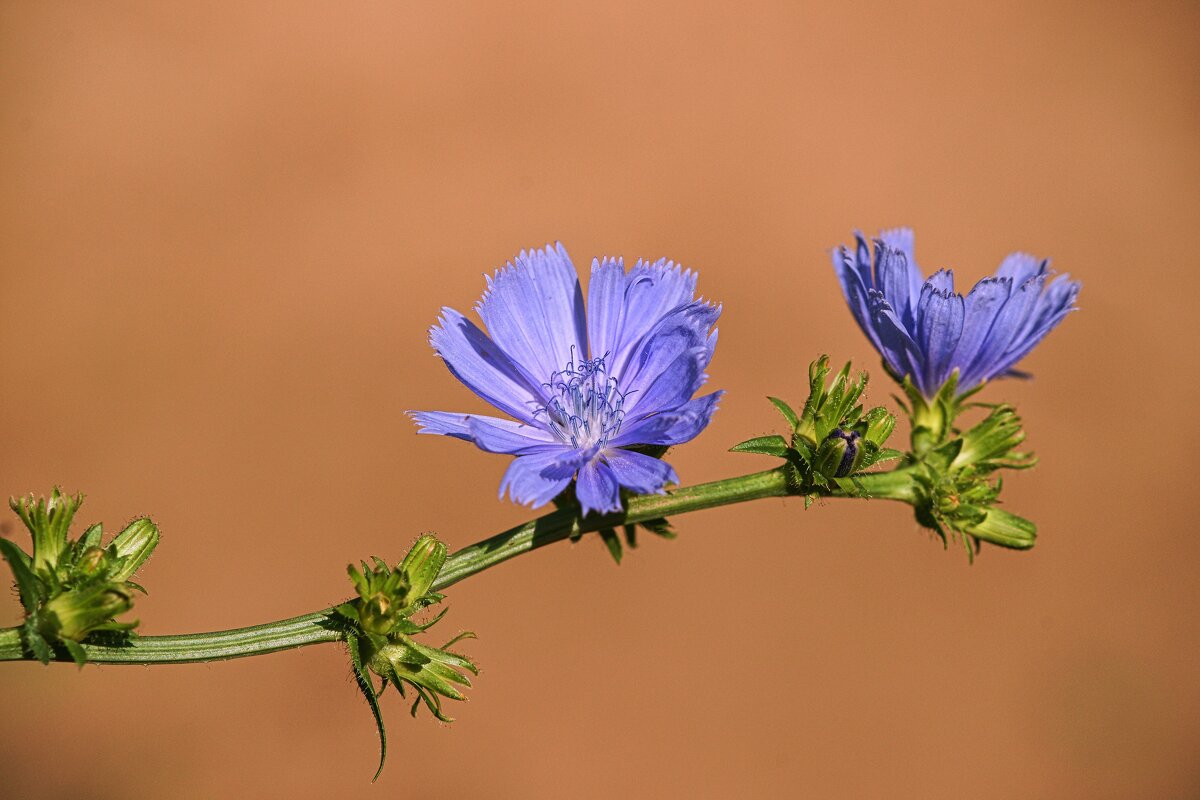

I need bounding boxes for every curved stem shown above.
[0,465,906,665]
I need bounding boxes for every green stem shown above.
[0,465,906,665]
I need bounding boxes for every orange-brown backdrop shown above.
[2,3,1196,798]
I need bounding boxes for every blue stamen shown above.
[538,350,628,450]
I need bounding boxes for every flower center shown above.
[539,353,627,450]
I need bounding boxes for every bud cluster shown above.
[907,402,1038,558]
[731,356,899,499]
[0,489,159,664]
[334,535,477,779]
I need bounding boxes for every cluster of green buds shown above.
[907,402,1038,558]
[333,534,477,780]
[732,356,900,502]
[728,356,1040,560]
[0,489,159,664]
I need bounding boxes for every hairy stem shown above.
[0,465,911,665]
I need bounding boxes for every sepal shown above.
[338,535,479,779]
[734,356,899,488]
[1,490,159,663]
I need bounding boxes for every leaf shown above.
[0,537,43,614]
[347,634,388,782]
[767,396,800,431]
[22,616,52,665]
[622,524,638,550]
[78,523,103,550]
[62,638,88,667]
[729,434,790,458]
[598,528,622,565]
[640,517,676,540]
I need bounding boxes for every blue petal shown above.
[586,256,627,363]
[867,292,923,384]
[832,245,882,351]
[611,391,723,447]
[409,411,557,454]
[995,252,1046,287]
[950,277,1011,385]
[603,449,678,494]
[625,347,708,419]
[963,273,1045,384]
[575,458,622,515]
[924,268,955,294]
[606,258,698,376]
[915,284,965,392]
[875,241,923,330]
[429,308,547,424]
[476,242,587,383]
[879,227,919,280]
[499,448,587,508]
[988,276,1081,378]
[619,301,720,409]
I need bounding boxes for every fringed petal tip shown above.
[833,228,1080,398]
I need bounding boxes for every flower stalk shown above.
[0,464,924,666]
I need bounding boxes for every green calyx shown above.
[728,357,1040,559]
[335,534,478,781]
[0,490,159,664]
[906,402,1039,558]
[731,356,901,498]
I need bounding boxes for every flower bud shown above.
[400,535,447,602]
[949,405,1035,472]
[43,582,134,641]
[367,634,478,722]
[108,518,160,582]
[74,546,110,579]
[10,489,83,576]
[816,429,862,478]
[962,507,1036,550]
[360,592,397,635]
[862,406,896,446]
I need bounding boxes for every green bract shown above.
[731,356,900,501]
[729,355,1039,559]
[0,490,159,664]
[333,534,477,781]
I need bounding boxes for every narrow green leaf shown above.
[730,434,790,458]
[62,638,88,667]
[622,524,638,549]
[640,517,676,540]
[0,537,43,614]
[598,528,623,565]
[22,617,52,664]
[767,396,800,431]
[78,523,103,550]
[347,634,388,782]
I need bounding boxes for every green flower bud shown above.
[366,633,478,722]
[862,406,896,446]
[74,546,110,579]
[950,405,1035,472]
[9,489,83,576]
[815,429,862,478]
[400,535,446,603]
[360,592,397,636]
[108,518,160,582]
[43,582,134,641]
[962,507,1036,550]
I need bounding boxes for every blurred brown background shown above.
[1,2,1196,798]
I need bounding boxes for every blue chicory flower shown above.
[410,243,722,515]
[832,228,1080,398]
